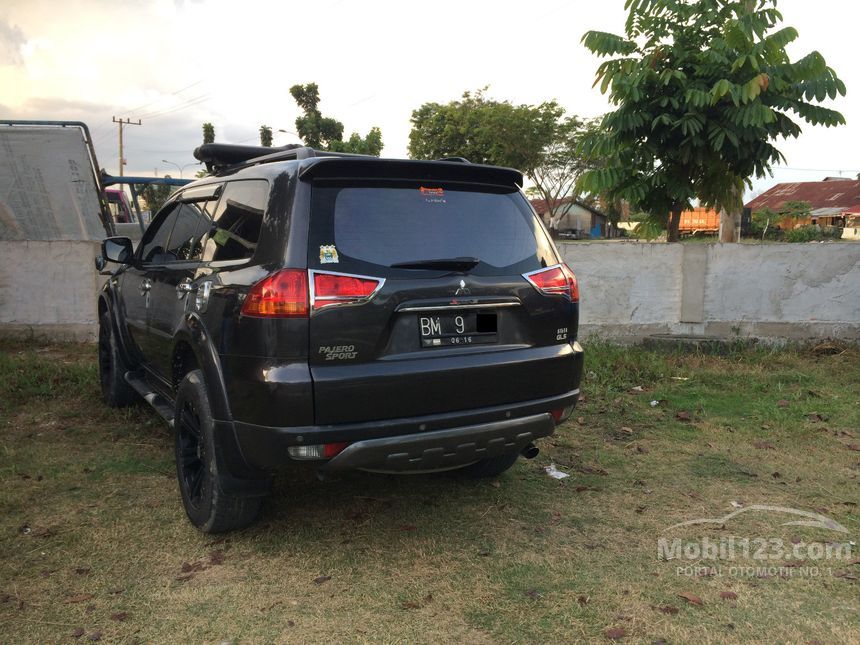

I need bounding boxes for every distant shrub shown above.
[820,225,843,240]
[745,208,783,240]
[784,225,819,243]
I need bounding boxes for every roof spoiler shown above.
[192,143,523,187]
[299,158,523,188]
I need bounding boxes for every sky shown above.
[1,0,858,198]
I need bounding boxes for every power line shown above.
[119,79,205,118]
[777,167,860,173]
[137,94,210,121]
[136,92,209,119]
[86,79,207,142]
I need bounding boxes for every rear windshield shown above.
[309,183,557,276]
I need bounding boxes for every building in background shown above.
[529,197,609,239]
[745,179,860,233]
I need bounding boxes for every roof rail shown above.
[193,143,375,174]
[437,156,471,163]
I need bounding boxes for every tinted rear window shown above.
[310,184,556,275]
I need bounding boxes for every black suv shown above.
[96,145,584,532]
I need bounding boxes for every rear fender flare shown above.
[173,314,268,488]
[172,313,231,421]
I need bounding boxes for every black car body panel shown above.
[232,383,580,470]
[98,148,584,484]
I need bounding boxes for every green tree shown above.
[779,199,812,218]
[528,116,596,232]
[749,207,777,237]
[289,83,383,155]
[409,90,598,232]
[408,89,559,172]
[290,83,344,148]
[329,127,384,156]
[202,122,215,145]
[578,0,846,242]
[137,176,174,215]
[259,125,273,147]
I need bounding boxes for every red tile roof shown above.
[745,179,860,212]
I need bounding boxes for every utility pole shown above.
[112,117,141,177]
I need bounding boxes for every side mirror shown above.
[102,236,133,265]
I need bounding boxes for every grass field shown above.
[0,340,857,643]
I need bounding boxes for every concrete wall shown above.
[561,242,860,342]
[0,240,857,343]
[0,241,101,341]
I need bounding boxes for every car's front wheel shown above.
[174,370,266,533]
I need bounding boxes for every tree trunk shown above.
[719,184,742,242]
[667,207,682,242]
[719,205,742,242]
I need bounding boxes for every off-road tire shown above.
[98,310,137,407]
[174,370,265,533]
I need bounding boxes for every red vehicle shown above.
[104,188,134,224]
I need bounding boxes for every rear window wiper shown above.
[389,257,480,271]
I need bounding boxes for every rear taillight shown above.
[241,269,309,318]
[562,264,580,303]
[311,270,384,310]
[523,264,579,302]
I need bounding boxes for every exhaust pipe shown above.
[521,443,540,459]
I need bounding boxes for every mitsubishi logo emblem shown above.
[454,279,470,296]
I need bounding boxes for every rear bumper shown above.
[232,387,579,471]
[322,413,554,473]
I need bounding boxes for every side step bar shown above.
[124,371,175,428]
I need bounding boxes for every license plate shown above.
[418,312,497,347]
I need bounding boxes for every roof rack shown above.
[193,143,374,174]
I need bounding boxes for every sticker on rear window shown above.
[319,244,339,264]
[419,186,446,204]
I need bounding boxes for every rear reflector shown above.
[312,270,384,310]
[241,269,309,317]
[323,442,349,458]
[550,404,576,423]
[523,264,579,303]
